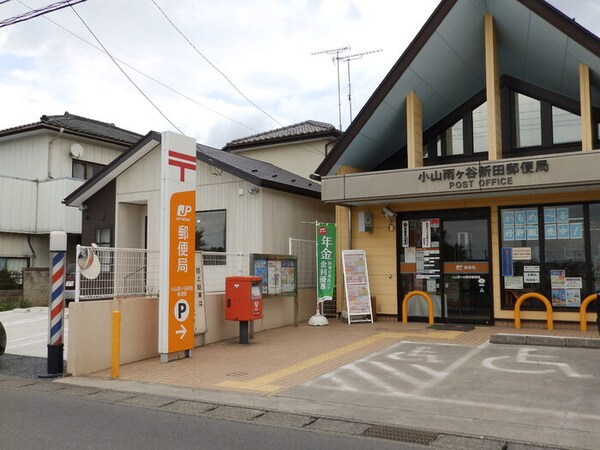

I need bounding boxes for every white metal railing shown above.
[75,246,249,300]
[289,238,316,288]
[76,246,159,300]
[201,252,249,293]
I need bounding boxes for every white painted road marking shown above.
[482,347,593,378]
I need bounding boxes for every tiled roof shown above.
[0,112,142,146]
[224,120,340,149]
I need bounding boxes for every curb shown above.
[490,333,600,349]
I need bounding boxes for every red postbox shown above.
[225,276,263,321]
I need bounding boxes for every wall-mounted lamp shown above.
[248,187,260,195]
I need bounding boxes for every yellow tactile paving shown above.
[89,319,598,395]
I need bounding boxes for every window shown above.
[500,203,595,311]
[445,120,464,156]
[472,102,488,153]
[196,210,226,265]
[0,257,28,289]
[424,100,488,161]
[552,106,580,144]
[94,228,111,272]
[95,228,111,247]
[72,160,104,180]
[514,93,542,148]
[510,88,582,152]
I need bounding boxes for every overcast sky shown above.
[0,0,598,148]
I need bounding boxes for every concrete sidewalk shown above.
[57,319,600,449]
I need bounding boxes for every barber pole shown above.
[43,231,67,377]
[49,252,65,346]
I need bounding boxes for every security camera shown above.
[382,207,395,219]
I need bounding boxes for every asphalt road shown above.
[0,307,68,358]
[0,382,424,450]
[280,341,600,450]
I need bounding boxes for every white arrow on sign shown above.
[175,324,187,340]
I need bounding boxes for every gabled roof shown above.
[316,0,600,176]
[64,131,321,207]
[0,112,142,146]
[223,120,340,151]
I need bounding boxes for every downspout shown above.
[47,127,64,179]
[27,236,36,267]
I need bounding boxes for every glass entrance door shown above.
[398,213,492,324]
[442,219,491,322]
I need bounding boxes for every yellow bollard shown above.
[111,311,121,379]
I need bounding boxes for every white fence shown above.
[75,246,249,300]
[289,238,316,288]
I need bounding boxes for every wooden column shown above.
[579,63,593,152]
[485,14,502,160]
[406,91,423,168]
[334,165,361,314]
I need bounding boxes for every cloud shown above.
[1,0,597,149]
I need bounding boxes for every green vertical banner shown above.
[316,223,336,302]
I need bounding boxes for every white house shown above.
[222,120,340,181]
[0,112,141,273]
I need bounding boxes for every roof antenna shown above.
[312,46,350,131]
[342,49,382,122]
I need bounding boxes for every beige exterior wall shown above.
[231,138,331,180]
[67,288,317,376]
[67,297,158,376]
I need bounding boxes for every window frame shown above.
[72,160,105,180]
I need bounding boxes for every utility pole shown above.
[341,49,382,123]
[312,46,350,131]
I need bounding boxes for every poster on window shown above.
[280,260,296,294]
[565,289,581,307]
[550,270,566,288]
[268,260,281,294]
[556,208,569,222]
[421,220,431,248]
[545,224,557,239]
[552,289,566,306]
[570,223,583,239]
[401,221,410,248]
[254,258,269,294]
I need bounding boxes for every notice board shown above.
[341,250,374,324]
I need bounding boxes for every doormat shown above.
[427,324,475,332]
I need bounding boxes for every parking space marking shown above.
[216,331,461,393]
[482,347,594,378]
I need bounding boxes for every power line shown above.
[68,4,184,134]
[16,0,258,134]
[0,0,87,28]
[150,0,283,128]
[0,1,15,6]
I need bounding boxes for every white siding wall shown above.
[0,176,37,232]
[37,179,83,233]
[0,134,48,180]
[235,138,329,180]
[116,147,161,250]
[260,189,335,254]
[0,233,49,268]
[196,162,263,253]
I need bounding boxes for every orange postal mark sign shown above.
[168,190,195,352]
